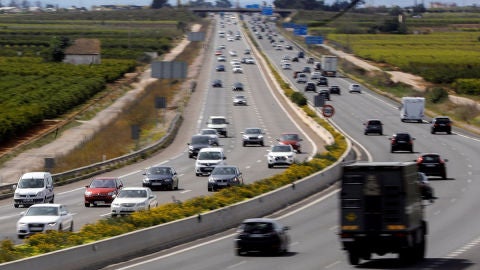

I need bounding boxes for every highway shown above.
[99,13,480,270]
[0,15,322,243]
[2,13,480,270]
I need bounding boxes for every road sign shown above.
[305,36,323,45]
[261,7,273,15]
[322,105,335,118]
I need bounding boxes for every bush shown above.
[290,91,307,106]
[452,78,480,95]
[426,87,449,103]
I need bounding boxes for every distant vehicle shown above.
[235,218,290,256]
[17,203,73,239]
[285,44,293,50]
[281,63,291,70]
[142,166,179,190]
[232,66,243,73]
[241,127,265,146]
[320,55,338,77]
[188,134,216,158]
[13,172,55,208]
[282,55,291,61]
[244,48,251,54]
[318,89,330,101]
[217,55,226,62]
[329,85,341,95]
[304,82,316,92]
[229,50,237,56]
[110,187,158,217]
[416,153,448,179]
[216,64,225,72]
[244,57,255,64]
[307,57,315,64]
[430,116,452,134]
[206,116,229,137]
[400,97,425,123]
[212,79,223,88]
[389,132,415,153]
[291,56,299,62]
[363,119,383,135]
[316,76,328,86]
[297,51,304,58]
[199,128,220,146]
[207,165,244,192]
[84,177,123,207]
[232,82,244,91]
[296,73,308,84]
[349,84,362,93]
[267,144,296,168]
[233,95,247,106]
[302,66,311,73]
[277,133,303,153]
[310,71,322,80]
[195,147,227,176]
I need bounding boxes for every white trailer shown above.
[321,55,338,77]
[400,97,425,122]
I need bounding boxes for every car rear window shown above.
[368,120,381,125]
[422,155,440,163]
[435,118,450,124]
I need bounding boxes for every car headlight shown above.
[107,191,115,196]
[258,135,263,139]
[287,155,293,158]
[112,202,120,207]
[188,145,194,150]
[208,178,216,183]
[85,191,92,196]
[36,190,45,197]
[143,178,150,184]
[242,135,248,139]
[47,222,57,226]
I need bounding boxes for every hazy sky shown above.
[46,0,478,8]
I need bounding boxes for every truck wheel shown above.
[348,251,360,265]
[415,235,426,261]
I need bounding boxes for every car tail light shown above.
[416,157,423,164]
[439,158,445,164]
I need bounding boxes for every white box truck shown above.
[321,55,338,77]
[400,97,425,123]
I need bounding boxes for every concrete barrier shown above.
[0,142,354,270]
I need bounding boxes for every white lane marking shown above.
[227,261,247,269]
[114,187,340,269]
[180,190,192,194]
[325,261,341,269]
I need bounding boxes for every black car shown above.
[212,79,222,88]
[389,132,415,153]
[316,76,328,86]
[430,116,452,134]
[291,57,299,62]
[318,89,330,101]
[207,165,244,192]
[304,82,316,92]
[216,64,225,72]
[302,66,311,73]
[329,85,341,95]
[232,82,244,91]
[307,57,314,64]
[235,218,290,256]
[285,44,293,50]
[142,166,179,190]
[187,135,215,158]
[416,153,448,179]
[364,119,383,135]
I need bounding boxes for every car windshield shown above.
[272,145,292,152]
[211,118,226,124]
[281,134,299,141]
[421,155,440,163]
[18,178,44,188]
[191,136,210,144]
[368,120,381,125]
[147,167,171,175]
[201,130,216,135]
[90,179,116,188]
[246,128,261,134]
[241,222,274,233]
[235,95,245,99]
[26,206,58,216]
[198,151,222,160]
[118,189,147,198]
[212,167,236,175]
[435,118,450,123]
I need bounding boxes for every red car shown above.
[84,177,123,207]
[277,133,303,153]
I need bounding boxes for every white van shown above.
[13,172,55,208]
[400,97,425,122]
[195,147,226,176]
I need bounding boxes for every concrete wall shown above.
[0,144,354,270]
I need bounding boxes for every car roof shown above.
[122,187,150,191]
[198,147,224,152]
[29,203,62,208]
[242,217,277,223]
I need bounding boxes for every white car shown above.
[232,66,243,73]
[16,203,73,239]
[229,50,237,56]
[296,73,308,83]
[349,83,362,93]
[217,55,226,62]
[281,63,291,70]
[110,187,158,217]
[199,128,220,146]
[267,144,296,168]
[233,95,247,106]
[230,59,241,66]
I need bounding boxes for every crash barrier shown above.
[0,143,354,270]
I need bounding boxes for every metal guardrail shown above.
[0,113,183,200]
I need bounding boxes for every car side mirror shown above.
[223,156,227,160]
[283,226,290,231]
[61,211,68,216]
[444,159,449,162]
[12,184,17,190]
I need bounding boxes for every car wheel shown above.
[447,131,452,134]
[14,204,19,208]
[268,164,273,168]
[189,154,193,158]
[85,203,90,207]
[236,248,246,256]
[260,142,264,146]
[59,224,63,232]
[196,173,200,176]
[442,173,447,180]
[242,142,246,147]
[410,148,414,153]
[175,181,179,190]
[69,221,74,232]
[170,183,175,191]
[50,195,54,203]
[112,214,117,217]
[391,149,394,153]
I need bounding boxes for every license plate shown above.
[152,182,163,186]
[23,199,33,203]
[250,234,263,238]
[425,164,436,167]
[217,182,228,186]
[30,227,43,231]
[204,167,213,171]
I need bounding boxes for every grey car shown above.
[142,166,179,191]
[241,127,265,146]
[233,95,247,106]
[364,119,383,135]
[207,165,244,191]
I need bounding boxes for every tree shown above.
[215,0,232,8]
[43,36,70,62]
[151,0,168,9]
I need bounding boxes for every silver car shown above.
[233,95,247,106]
[111,187,158,217]
[17,203,73,239]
